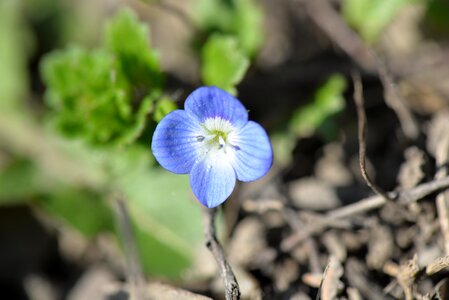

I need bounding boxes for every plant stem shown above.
[114,195,146,300]
[203,207,240,300]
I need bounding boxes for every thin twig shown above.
[299,0,374,70]
[281,208,324,272]
[352,72,395,201]
[315,263,329,300]
[316,262,330,300]
[345,259,385,300]
[298,0,419,139]
[425,255,449,275]
[396,254,419,300]
[431,113,449,255]
[203,208,240,300]
[318,256,343,300]
[113,195,146,300]
[437,195,449,256]
[371,51,419,139]
[281,176,449,251]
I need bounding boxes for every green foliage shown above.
[122,169,203,277]
[270,75,347,168]
[197,0,263,93]
[105,9,163,91]
[134,225,192,278]
[270,132,297,168]
[153,97,178,123]
[201,34,250,94]
[41,9,163,146]
[425,0,449,36]
[196,0,263,56]
[3,3,266,279]
[42,47,131,143]
[102,145,203,276]
[0,160,47,203]
[343,0,420,43]
[0,109,204,277]
[57,143,202,277]
[35,7,207,278]
[290,75,346,138]
[38,188,115,238]
[233,0,264,56]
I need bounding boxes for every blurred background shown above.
[1,0,449,299]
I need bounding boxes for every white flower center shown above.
[197,117,239,153]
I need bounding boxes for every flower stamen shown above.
[218,136,226,149]
[200,117,238,153]
[230,144,240,151]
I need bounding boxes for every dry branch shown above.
[299,0,374,70]
[319,256,343,300]
[352,72,394,201]
[373,52,419,139]
[430,112,449,255]
[282,176,449,251]
[397,255,419,300]
[298,0,419,139]
[426,255,449,276]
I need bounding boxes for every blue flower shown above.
[151,86,273,208]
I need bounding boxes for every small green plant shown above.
[196,0,263,56]
[343,0,422,43]
[1,2,265,279]
[272,75,347,167]
[201,34,249,94]
[41,10,163,146]
[289,74,347,138]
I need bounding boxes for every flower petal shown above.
[229,121,273,182]
[151,110,203,174]
[184,86,248,128]
[190,152,236,208]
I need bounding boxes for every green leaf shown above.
[117,95,156,146]
[40,8,164,146]
[0,160,48,204]
[38,188,115,238]
[133,222,192,278]
[233,0,263,56]
[41,47,133,144]
[153,97,178,123]
[196,0,264,56]
[270,132,296,168]
[117,168,203,278]
[343,0,419,43]
[106,145,154,180]
[0,108,200,277]
[103,146,202,278]
[201,34,249,94]
[196,0,234,33]
[290,75,346,138]
[105,9,164,91]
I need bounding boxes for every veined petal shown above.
[190,152,236,208]
[151,110,203,174]
[184,86,248,129]
[229,121,273,182]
